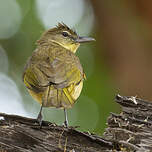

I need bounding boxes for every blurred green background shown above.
[1,0,152,135]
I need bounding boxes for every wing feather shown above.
[32,47,84,88]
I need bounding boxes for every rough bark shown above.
[0,95,152,152]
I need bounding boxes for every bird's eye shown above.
[62,31,69,37]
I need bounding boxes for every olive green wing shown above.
[34,50,84,88]
[23,48,84,108]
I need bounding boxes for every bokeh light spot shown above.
[35,0,85,28]
[0,73,29,116]
[76,2,95,36]
[0,0,22,39]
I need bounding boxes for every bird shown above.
[23,23,95,127]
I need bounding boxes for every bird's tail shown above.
[42,85,75,109]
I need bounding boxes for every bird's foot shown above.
[36,112,43,128]
[63,120,69,128]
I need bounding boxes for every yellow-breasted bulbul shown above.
[23,23,95,126]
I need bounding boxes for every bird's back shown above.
[23,44,84,108]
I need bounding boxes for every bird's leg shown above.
[37,105,43,127]
[37,86,49,127]
[63,108,68,127]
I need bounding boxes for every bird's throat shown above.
[50,40,80,53]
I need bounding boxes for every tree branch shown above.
[0,95,152,151]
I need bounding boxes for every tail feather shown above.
[42,86,75,108]
[29,80,83,109]
[63,88,75,105]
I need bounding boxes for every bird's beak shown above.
[75,36,95,43]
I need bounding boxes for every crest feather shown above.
[47,22,77,35]
[57,22,77,35]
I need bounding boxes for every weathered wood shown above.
[104,95,152,151]
[0,113,113,152]
[0,95,152,151]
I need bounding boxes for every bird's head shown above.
[37,23,95,53]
